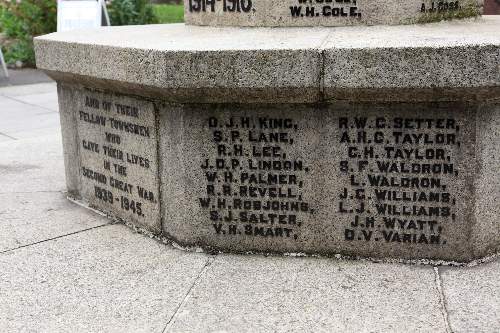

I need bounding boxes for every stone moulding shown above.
[34,18,500,262]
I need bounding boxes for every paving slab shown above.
[4,125,62,140]
[0,95,49,114]
[9,91,59,112]
[0,82,56,97]
[0,99,55,124]
[0,223,210,333]
[0,83,60,139]
[0,69,53,87]
[166,254,447,333]
[0,112,60,138]
[0,133,15,143]
[0,191,110,252]
[0,134,65,193]
[440,259,500,333]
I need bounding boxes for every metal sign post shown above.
[102,0,110,26]
[0,49,8,78]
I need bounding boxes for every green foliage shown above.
[3,38,34,63]
[0,0,57,65]
[153,4,184,24]
[108,0,158,26]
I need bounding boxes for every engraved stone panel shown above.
[184,0,482,27]
[160,103,476,261]
[73,88,161,231]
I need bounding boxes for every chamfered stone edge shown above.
[34,18,500,103]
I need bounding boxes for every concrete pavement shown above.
[0,83,498,333]
[0,68,53,88]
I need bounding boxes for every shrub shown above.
[0,0,57,66]
[108,0,158,26]
[153,4,184,23]
[0,0,160,65]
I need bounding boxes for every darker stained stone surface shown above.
[53,83,500,262]
[34,20,500,262]
[159,102,497,262]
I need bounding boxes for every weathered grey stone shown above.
[34,18,500,262]
[183,0,483,27]
[34,18,500,104]
[440,260,500,332]
[473,103,500,257]
[57,84,81,196]
[159,102,498,262]
[60,86,162,232]
[0,224,210,333]
[50,86,499,261]
[167,254,446,332]
[34,24,326,104]
[322,22,500,101]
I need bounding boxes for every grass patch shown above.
[153,4,184,23]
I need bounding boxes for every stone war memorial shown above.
[34,0,499,263]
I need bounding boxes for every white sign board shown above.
[57,0,105,32]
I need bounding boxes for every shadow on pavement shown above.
[0,68,53,87]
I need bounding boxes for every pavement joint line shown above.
[35,110,59,115]
[0,190,64,194]
[161,255,216,333]
[434,266,452,333]
[0,93,57,113]
[67,195,112,218]
[0,132,18,140]
[0,223,111,255]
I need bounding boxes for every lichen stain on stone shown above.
[416,3,481,24]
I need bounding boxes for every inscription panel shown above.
[184,0,480,26]
[199,115,313,242]
[336,115,462,248]
[75,89,160,231]
[161,104,474,260]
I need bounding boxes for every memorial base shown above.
[35,18,500,262]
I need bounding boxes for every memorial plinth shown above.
[34,11,500,262]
